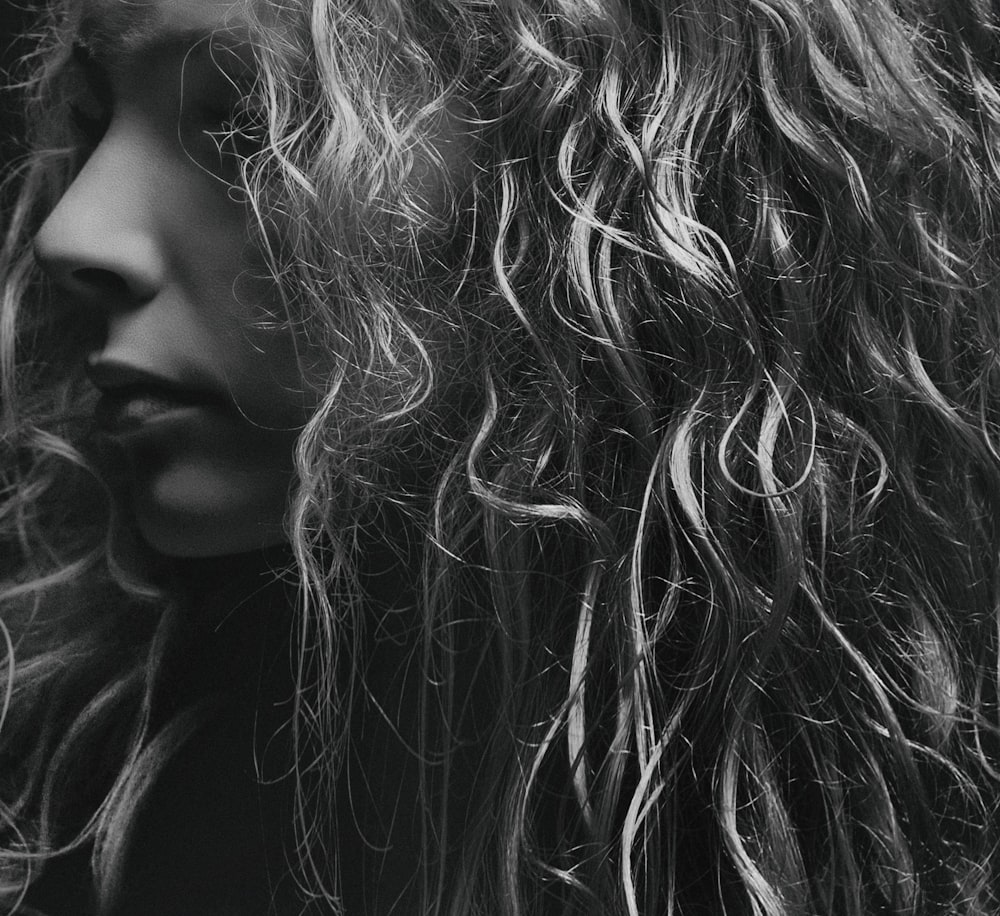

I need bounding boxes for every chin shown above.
[137,517,289,558]
[130,464,291,558]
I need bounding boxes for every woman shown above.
[2,0,1000,913]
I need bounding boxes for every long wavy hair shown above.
[3,0,1000,913]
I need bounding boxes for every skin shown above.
[30,3,472,911]
[33,0,314,557]
[35,0,470,560]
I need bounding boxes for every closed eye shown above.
[180,48,266,172]
[199,102,266,154]
[68,101,111,145]
[67,44,113,147]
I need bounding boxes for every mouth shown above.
[94,385,210,434]
[87,359,223,435]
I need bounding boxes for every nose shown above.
[33,127,168,307]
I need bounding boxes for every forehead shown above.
[76,0,252,60]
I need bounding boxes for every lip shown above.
[94,388,208,435]
[87,358,223,435]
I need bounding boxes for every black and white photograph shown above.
[1,1,1000,914]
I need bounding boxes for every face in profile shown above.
[33,0,465,559]
[31,0,306,557]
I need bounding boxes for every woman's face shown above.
[33,0,452,558]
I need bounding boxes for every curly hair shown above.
[3,0,1000,913]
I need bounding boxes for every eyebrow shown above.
[76,9,251,75]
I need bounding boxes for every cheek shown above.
[224,297,318,430]
[190,255,319,429]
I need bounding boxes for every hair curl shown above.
[3,0,1000,914]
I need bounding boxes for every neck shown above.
[163,535,435,914]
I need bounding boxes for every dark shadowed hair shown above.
[2,0,1000,913]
